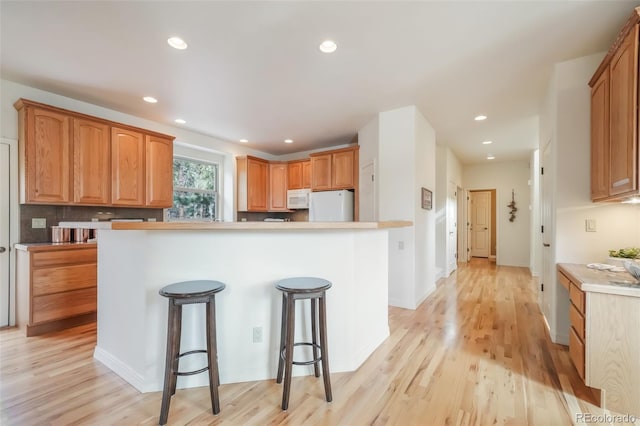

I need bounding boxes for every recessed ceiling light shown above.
[167,37,188,50]
[482,140,493,145]
[487,155,495,160]
[319,40,337,53]
[239,139,249,143]
[475,115,487,121]
[143,96,158,103]
[174,118,186,124]
[284,139,294,144]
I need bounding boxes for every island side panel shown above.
[95,228,391,393]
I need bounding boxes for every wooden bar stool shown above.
[158,280,226,425]
[275,277,332,410]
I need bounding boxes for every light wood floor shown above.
[0,260,618,425]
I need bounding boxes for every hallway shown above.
[1,260,611,425]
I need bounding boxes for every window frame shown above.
[166,155,220,222]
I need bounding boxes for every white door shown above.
[0,143,10,327]
[470,191,491,258]
[359,162,376,222]
[447,182,457,274]
[541,142,553,321]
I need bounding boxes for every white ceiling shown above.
[1,1,637,163]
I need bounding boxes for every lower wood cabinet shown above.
[16,244,97,336]
[558,268,586,380]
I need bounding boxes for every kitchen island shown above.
[94,221,411,393]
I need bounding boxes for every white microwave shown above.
[287,189,310,209]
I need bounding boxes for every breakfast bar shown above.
[94,221,411,393]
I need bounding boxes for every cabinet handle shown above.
[543,243,550,247]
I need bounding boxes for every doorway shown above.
[469,190,496,260]
[446,182,458,274]
[0,142,11,327]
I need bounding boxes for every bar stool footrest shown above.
[175,349,210,376]
[280,342,323,366]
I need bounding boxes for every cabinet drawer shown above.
[569,326,585,380]
[557,271,571,291]
[569,302,585,341]
[32,287,97,324]
[32,247,97,268]
[32,263,96,296]
[569,283,585,314]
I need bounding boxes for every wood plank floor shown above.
[0,259,624,425]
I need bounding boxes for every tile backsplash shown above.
[20,205,164,243]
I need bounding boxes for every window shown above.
[167,157,219,221]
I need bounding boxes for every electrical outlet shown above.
[32,218,46,229]
[398,241,405,250]
[252,326,263,343]
[585,219,596,232]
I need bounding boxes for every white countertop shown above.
[558,263,640,298]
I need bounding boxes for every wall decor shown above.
[421,188,432,210]
[508,189,517,222]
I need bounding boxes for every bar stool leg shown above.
[311,298,320,377]
[281,295,296,410]
[319,293,332,402]
[276,293,287,384]
[170,304,182,397]
[160,300,180,425]
[206,297,221,415]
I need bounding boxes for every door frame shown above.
[457,187,468,263]
[0,138,19,327]
[467,188,497,263]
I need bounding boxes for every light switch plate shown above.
[585,219,596,232]
[32,218,46,229]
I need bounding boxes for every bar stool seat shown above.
[158,280,225,425]
[275,277,332,410]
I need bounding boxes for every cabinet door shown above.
[111,127,145,206]
[590,68,610,201]
[311,154,332,191]
[302,160,311,189]
[269,163,289,211]
[332,150,355,189]
[24,107,71,203]
[145,135,174,207]
[609,25,638,196]
[73,118,110,205]
[247,158,269,211]
[288,161,303,190]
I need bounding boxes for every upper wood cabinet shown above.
[73,118,111,205]
[310,146,358,191]
[17,103,72,204]
[111,127,145,206]
[145,135,174,207]
[287,159,311,190]
[590,11,640,201]
[14,99,174,208]
[269,162,289,211]
[237,156,269,212]
[590,68,610,201]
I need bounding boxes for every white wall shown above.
[358,117,380,222]
[414,111,437,305]
[463,160,531,267]
[359,105,437,309]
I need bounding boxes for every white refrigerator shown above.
[309,190,354,222]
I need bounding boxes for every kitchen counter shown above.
[94,221,412,393]
[110,220,412,230]
[557,263,640,298]
[15,241,97,252]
